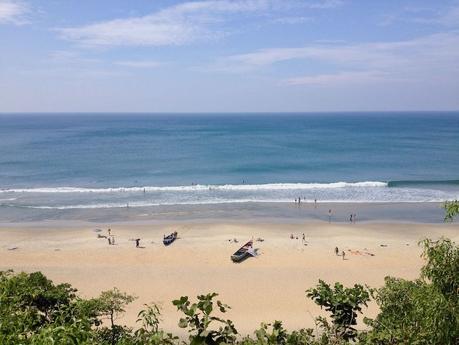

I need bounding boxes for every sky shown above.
[1,0,459,112]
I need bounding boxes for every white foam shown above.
[3,181,458,210]
[0,181,388,193]
[21,196,457,210]
[23,199,287,210]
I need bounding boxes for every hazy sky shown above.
[1,0,459,112]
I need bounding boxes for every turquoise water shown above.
[0,112,458,210]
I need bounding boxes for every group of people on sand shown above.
[102,228,143,248]
[326,209,359,224]
[291,198,359,224]
[294,198,318,206]
[106,228,115,245]
[289,233,307,246]
[335,246,346,260]
[334,246,375,260]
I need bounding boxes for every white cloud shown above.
[212,32,459,86]
[48,50,100,64]
[56,0,343,47]
[306,0,343,9]
[380,3,459,28]
[272,16,313,24]
[284,71,389,85]
[0,0,28,24]
[114,60,162,68]
[436,4,459,26]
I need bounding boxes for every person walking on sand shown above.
[328,209,332,223]
[302,233,305,243]
[107,237,112,245]
[350,214,353,223]
[342,250,346,260]
[298,197,301,205]
[335,246,339,256]
[135,238,140,248]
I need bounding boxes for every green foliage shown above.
[0,270,94,344]
[92,288,136,345]
[95,288,137,325]
[362,238,459,344]
[444,200,459,222]
[361,277,454,344]
[137,304,162,334]
[173,292,238,345]
[240,321,317,345]
[251,321,289,344]
[419,238,459,302]
[306,280,371,341]
[132,304,178,345]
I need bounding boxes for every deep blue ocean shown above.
[1,112,458,210]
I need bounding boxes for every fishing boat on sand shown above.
[231,240,254,262]
[163,231,178,246]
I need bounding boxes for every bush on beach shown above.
[0,237,457,344]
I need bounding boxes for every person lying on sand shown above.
[347,249,375,256]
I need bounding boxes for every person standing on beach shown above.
[298,197,301,205]
[342,250,346,260]
[335,246,339,256]
[353,213,357,223]
[314,199,317,208]
[302,233,305,243]
[135,239,140,248]
[107,237,111,245]
[328,209,332,223]
[108,228,111,236]
[350,214,353,223]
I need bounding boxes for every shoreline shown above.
[1,220,458,335]
[0,201,451,224]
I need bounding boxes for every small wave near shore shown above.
[0,181,458,210]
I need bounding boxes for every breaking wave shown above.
[0,181,388,194]
[1,180,458,210]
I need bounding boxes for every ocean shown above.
[0,112,458,217]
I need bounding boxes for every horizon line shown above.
[1,110,459,115]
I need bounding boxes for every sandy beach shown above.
[1,220,457,335]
